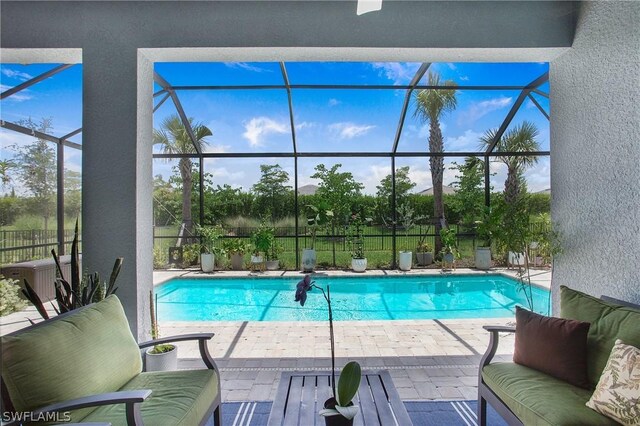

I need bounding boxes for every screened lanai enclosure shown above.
[0,61,551,269]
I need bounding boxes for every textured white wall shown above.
[551,1,640,310]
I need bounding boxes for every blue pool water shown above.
[156,274,550,321]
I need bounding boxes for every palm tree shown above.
[414,71,457,254]
[153,114,212,235]
[479,121,540,205]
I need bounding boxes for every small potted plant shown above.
[197,225,224,273]
[303,202,333,272]
[397,203,424,271]
[439,227,460,269]
[415,240,433,266]
[145,290,177,371]
[347,213,371,273]
[295,276,362,425]
[222,238,249,270]
[474,207,499,270]
[250,222,274,266]
[266,241,283,270]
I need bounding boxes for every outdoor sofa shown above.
[0,295,221,426]
[478,286,640,425]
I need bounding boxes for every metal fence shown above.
[0,229,77,265]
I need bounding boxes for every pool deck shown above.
[1,268,552,403]
[156,268,551,402]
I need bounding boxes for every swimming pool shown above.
[156,274,550,321]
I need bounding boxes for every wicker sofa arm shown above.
[4,390,152,426]
[138,333,218,371]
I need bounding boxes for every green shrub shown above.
[181,243,201,267]
[153,246,168,269]
[0,276,26,316]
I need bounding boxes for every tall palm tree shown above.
[480,121,540,205]
[153,114,212,235]
[414,71,457,254]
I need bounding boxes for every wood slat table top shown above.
[267,370,413,426]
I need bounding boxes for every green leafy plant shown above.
[306,202,333,249]
[149,290,174,354]
[397,202,425,252]
[250,222,275,256]
[347,213,371,259]
[267,242,284,261]
[222,238,250,256]
[439,227,460,258]
[0,275,26,316]
[21,220,123,320]
[153,246,167,269]
[197,224,225,256]
[181,243,201,267]
[475,206,501,247]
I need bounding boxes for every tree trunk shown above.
[179,158,193,239]
[429,117,445,255]
[504,165,520,206]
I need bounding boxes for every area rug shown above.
[221,400,507,425]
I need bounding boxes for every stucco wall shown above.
[551,1,640,310]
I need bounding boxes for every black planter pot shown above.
[323,398,354,426]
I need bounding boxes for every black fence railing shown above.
[0,229,77,265]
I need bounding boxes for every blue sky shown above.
[1,62,550,195]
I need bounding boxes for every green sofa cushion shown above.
[78,369,219,426]
[0,295,142,414]
[482,363,617,426]
[560,286,640,387]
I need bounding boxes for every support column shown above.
[82,46,153,339]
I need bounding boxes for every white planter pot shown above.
[443,252,455,264]
[302,249,316,272]
[508,251,525,266]
[266,260,279,270]
[200,253,215,273]
[145,346,178,371]
[230,253,244,270]
[399,251,412,271]
[351,258,367,272]
[415,252,433,266]
[475,247,492,270]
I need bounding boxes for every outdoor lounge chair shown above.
[0,295,221,426]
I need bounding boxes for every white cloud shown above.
[223,62,271,73]
[0,84,33,101]
[445,129,482,151]
[207,144,231,154]
[242,117,288,147]
[329,122,375,139]
[1,68,33,81]
[210,167,245,182]
[328,98,341,107]
[457,96,512,125]
[371,62,420,85]
[295,121,316,131]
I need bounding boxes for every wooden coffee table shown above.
[267,370,413,426]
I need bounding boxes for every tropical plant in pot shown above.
[266,241,283,270]
[250,221,274,265]
[396,203,424,271]
[415,240,433,266]
[21,220,123,321]
[146,290,177,371]
[303,202,333,272]
[222,238,249,270]
[295,275,362,425]
[197,224,225,273]
[347,213,371,273]
[474,207,500,270]
[439,227,460,269]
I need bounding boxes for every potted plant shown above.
[181,243,201,269]
[145,290,177,371]
[197,225,224,273]
[303,203,333,272]
[474,207,499,270]
[415,240,433,266]
[266,241,283,270]
[347,213,370,273]
[397,203,424,271]
[295,275,362,425]
[250,222,274,266]
[439,227,460,269]
[222,238,249,270]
